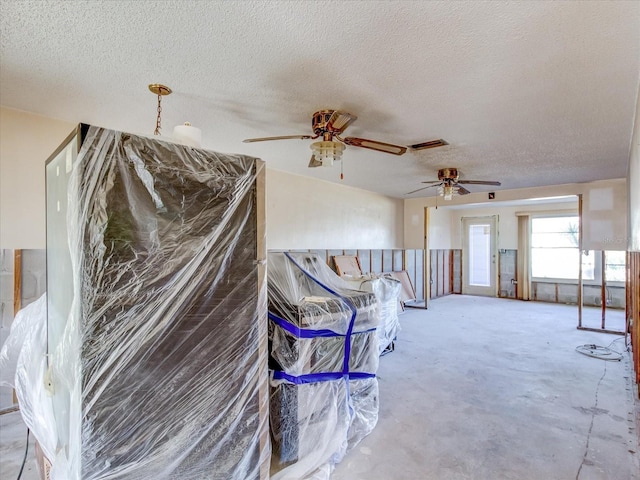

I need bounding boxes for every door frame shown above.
[461,215,498,297]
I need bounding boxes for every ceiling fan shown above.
[243,110,446,175]
[406,167,501,199]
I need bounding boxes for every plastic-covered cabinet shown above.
[45,124,269,480]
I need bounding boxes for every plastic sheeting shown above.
[267,252,380,480]
[0,295,58,462]
[342,275,401,354]
[44,125,269,479]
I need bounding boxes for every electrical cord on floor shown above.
[16,428,29,480]
[575,344,622,361]
[604,336,628,355]
[575,337,628,362]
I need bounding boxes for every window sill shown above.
[532,279,625,288]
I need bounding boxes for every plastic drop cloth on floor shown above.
[41,125,270,480]
[342,275,402,354]
[0,294,59,465]
[267,252,380,480]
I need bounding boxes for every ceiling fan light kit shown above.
[310,140,345,167]
[439,184,458,201]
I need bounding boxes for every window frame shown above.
[529,213,625,286]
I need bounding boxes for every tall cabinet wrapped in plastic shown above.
[44,125,269,480]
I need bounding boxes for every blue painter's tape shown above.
[268,311,376,339]
[273,370,376,385]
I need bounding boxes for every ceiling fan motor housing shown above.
[313,109,343,137]
[438,167,460,182]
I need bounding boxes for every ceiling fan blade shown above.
[456,185,471,195]
[327,111,357,133]
[457,180,502,186]
[421,180,442,184]
[308,153,322,168]
[342,137,407,155]
[243,134,315,143]
[405,184,441,195]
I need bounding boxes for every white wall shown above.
[0,108,404,250]
[0,108,75,248]
[266,169,403,250]
[629,85,640,252]
[426,207,452,249]
[405,180,627,251]
[445,201,578,250]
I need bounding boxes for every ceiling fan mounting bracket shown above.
[438,167,460,181]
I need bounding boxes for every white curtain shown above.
[517,214,531,300]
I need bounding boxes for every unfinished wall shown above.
[280,248,425,301]
[532,282,625,308]
[498,249,517,298]
[429,249,461,298]
[0,248,46,409]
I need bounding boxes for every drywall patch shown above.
[589,188,614,211]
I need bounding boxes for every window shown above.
[468,224,491,286]
[605,251,626,282]
[531,216,594,281]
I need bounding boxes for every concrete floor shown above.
[0,296,638,480]
[333,296,639,480]
[0,409,38,480]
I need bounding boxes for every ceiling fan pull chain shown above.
[340,158,344,180]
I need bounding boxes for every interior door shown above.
[462,216,497,296]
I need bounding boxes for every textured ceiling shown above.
[1,0,639,198]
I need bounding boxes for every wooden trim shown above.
[497,250,502,298]
[254,161,269,480]
[440,250,445,297]
[577,326,625,336]
[0,405,20,416]
[628,251,640,391]
[577,194,583,328]
[626,251,631,333]
[449,250,454,294]
[514,250,518,299]
[424,207,430,308]
[13,250,22,316]
[601,250,606,329]
[515,208,578,217]
[12,250,22,406]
